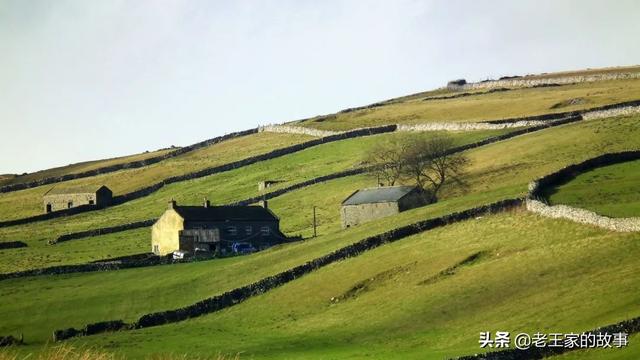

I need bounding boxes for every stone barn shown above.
[340,186,427,228]
[151,199,286,256]
[42,185,112,213]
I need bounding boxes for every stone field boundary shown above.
[526,151,640,232]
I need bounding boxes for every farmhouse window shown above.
[225,226,237,236]
[245,226,253,235]
[261,226,270,236]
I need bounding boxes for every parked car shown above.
[231,242,257,254]
[172,250,190,260]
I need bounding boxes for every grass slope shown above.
[0,129,509,272]
[0,132,312,221]
[2,114,640,349]
[293,79,640,131]
[0,148,175,187]
[72,212,640,359]
[547,159,640,218]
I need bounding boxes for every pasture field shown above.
[547,159,640,218]
[70,212,640,359]
[1,68,640,359]
[0,129,510,273]
[293,79,640,131]
[0,147,175,187]
[0,132,312,221]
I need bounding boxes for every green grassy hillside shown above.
[0,148,176,187]
[1,67,639,359]
[71,212,640,359]
[293,79,640,131]
[547,159,640,218]
[0,132,312,221]
[0,129,509,272]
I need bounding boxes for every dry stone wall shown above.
[40,115,585,247]
[0,241,27,250]
[0,129,259,194]
[258,125,340,137]
[3,99,638,229]
[450,72,640,91]
[0,125,397,228]
[582,105,640,120]
[526,151,640,232]
[526,199,640,232]
[51,198,523,341]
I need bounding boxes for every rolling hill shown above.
[0,66,639,359]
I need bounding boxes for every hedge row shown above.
[0,129,259,194]
[52,198,523,341]
[452,316,640,360]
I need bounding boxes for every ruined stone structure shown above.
[151,199,285,256]
[341,186,427,228]
[42,185,112,213]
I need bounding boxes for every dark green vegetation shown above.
[547,159,640,218]
[1,68,639,359]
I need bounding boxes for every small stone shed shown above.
[42,185,112,213]
[151,199,286,256]
[340,186,427,228]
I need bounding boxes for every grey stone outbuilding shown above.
[42,185,113,213]
[340,186,427,228]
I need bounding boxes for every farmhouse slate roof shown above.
[173,205,279,222]
[342,186,419,206]
[44,185,111,196]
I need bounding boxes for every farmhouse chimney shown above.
[168,199,177,209]
[259,200,268,209]
[203,198,210,208]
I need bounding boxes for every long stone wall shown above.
[582,105,640,120]
[51,198,523,342]
[42,115,584,247]
[258,125,341,137]
[0,129,259,194]
[450,72,640,91]
[526,151,640,232]
[526,199,640,232]
[397,121,546,132]
[0,125,397,228]
[0,241,27,250]
[4,99,637,229]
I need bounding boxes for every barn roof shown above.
[173,205,278,222]
[44,185,111,196]
[342,186,419,206]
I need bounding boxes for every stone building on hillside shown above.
[340,186,427,228]
[42,185,113,213]
[151,199,286,256]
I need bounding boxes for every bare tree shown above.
[401,134,469,202]
[364,139,409,186]
[364,134,470,202]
